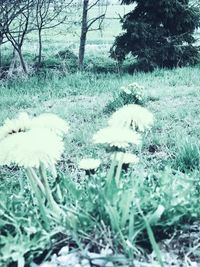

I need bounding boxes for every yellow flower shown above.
[93,126,141,148]
[0,129,64,168]
[0,112,31,141]
[0,112,69,141]
[79,158,101,170]
[0,112,68,169]
[108,104,154,132]
[31,113,69,136]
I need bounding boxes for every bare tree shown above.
[34,0,74,67]
[1,0,35,74]
[78,0,108,70]
[0,0,76,75]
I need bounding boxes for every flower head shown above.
[31,113,69,136]
[111,152,139,164]
[0,112,67,171]
[0,112,31,141]
[93,126,141,148]
[79,158,101,170]
[0,129,64,168]
[108,104,154,132]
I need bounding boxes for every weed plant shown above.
[104,82,145,114]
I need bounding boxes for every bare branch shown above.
[87,14,105,30]
[87,0,100,11]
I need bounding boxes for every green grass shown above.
[173,138,200,172]
[0,65,200,266]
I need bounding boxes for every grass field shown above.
[0,65,200,266]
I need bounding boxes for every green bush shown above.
[85,55,120,73]
[37,49,78,73]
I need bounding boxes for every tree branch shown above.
[87,0,100,11]
[87,14,105,30]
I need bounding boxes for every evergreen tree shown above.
[111,0,200,71]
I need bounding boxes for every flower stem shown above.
[115,153,124,188]
[56,183,63,203]
[39,164,63,217]
[29,168,45,196]
[106,151,117,188]
[25,168,49,229]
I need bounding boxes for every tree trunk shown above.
[78,0,89,70]
[17,47,28,74]
[38,27,42,67]
[0,36,2,73]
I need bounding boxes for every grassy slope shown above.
[0,66,200,266]
[0,65,200,169]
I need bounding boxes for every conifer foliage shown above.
[111,0,200,71]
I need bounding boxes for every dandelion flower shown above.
[0,112,69,140]
[111,152,139,164]
[93,126,141,148]
[108,104,154,132]
[79,158,101,170]
[0,129,64,168]
[0,112,31,141]
[31,113,69,136]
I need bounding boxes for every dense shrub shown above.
[85,55,120,73]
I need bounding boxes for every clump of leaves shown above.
[104,82,145,114]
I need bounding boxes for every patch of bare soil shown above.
[140,221,200,267]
